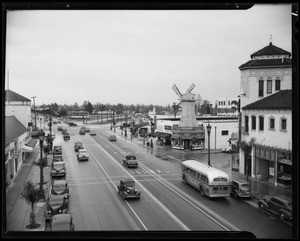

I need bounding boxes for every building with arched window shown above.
[237,41,292,189]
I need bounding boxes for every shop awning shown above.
[153,132,171,139]
[25,139,38,148]
[22,145,33,152]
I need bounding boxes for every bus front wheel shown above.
[200,186,205,196]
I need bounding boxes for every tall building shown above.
[237,40,292,189]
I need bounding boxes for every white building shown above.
[215,97,239,116]
[238,41,292,189]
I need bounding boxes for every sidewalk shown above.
[111,127,292,208]
[5,147,52,232]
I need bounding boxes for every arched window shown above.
[259,115,264,131]
[259,78,264,97]
[245,115,249,133]
[275,77,281,91]
[251,115,256,130]
[267,78,272,94]
[269,116,275,130]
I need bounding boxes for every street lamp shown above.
[38,130,45,199]
[206,123,211,166]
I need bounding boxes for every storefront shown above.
[276,149,292,189]
[255,145,276,183]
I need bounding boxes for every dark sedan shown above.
[45,194,68,223]
[51,180,69,197]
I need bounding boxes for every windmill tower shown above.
[171,84,205,150]
[172,83,198,127]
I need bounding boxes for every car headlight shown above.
[127,190,130,193]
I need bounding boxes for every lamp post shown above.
[38,130,45,199]
[206,123,211,166]
[31,96,37,129]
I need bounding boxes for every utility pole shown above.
[31,96,37,129]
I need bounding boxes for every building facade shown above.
[238,41,292,189]
[215,97,239,117]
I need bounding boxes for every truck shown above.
[117,179,141,200]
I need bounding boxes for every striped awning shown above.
[25,139,38,148]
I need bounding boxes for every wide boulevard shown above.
[52,121,292,238]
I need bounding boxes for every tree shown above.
[20,181,41,229]
[172,102,180,118]
[239,137,256,180]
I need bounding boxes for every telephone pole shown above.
[31,96,37,129]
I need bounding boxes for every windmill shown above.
[172,83,198,127]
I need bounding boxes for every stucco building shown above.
[238,41,292,189]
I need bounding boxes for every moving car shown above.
[51,180,69,197]
[57,126,63,131]
[109,135,117,141]
[77,149,89,161]
[84,127,91,133]
[68,122,77,126]
[257,195,292,221]
[90,131,96,136]
[62,129,68,135]
[74,142,83,152]
[230,179,252,199]
[117,179,141,200]
[79,129,85,135]
[45,194,68,223]
[63,133,70,140]
[123,154,138,168]
[51,161,66,177]
[53,145,62,155]
[51,214,75,231]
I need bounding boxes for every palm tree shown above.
[239,137,256,180]
[20,181,41,229]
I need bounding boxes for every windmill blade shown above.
[172,84,182,98]
[186,83,195,93]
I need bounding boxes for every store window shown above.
[269,117,275,130]
[275,77,281,91]
[267,78,272,94]
[251,115,256,130]
[259,116,264,131]
[221,130,229,136]
[258,78,264,97]
[280,118,287,131]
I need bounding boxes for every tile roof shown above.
[250,42,291,58]
[5,89,31,102]
[239,58,292,70]
[5,116,27,145]
[242,90,292,110]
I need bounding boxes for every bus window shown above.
[221,177,228,182]
[213,177,221,182]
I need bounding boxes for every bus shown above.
[181,160,230,198]
[68,111,90,119]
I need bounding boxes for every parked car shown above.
[79,129,85,135]
[57,120,62,124]
[123,154,138,168]
[117,178,141,200]
[53,145,62,155]
[51,180,69,197]
[74,142,83,152]
[77,149,89,161]
[90,131,96,136]
[45,194,68,223]
[222,145,232,153]
[51,161,66,177]
[50,214,75,231]
[257,195,292,221]
[53,154,63,163]
[68,122,77,127]
[230,179,252,199]
[57,126,63,131]
[52,121,57,125]
[63,133,70,140]
[109,135,117,141]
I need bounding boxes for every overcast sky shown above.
[5,3,292,107]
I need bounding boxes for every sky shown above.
[4,3,293,107]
